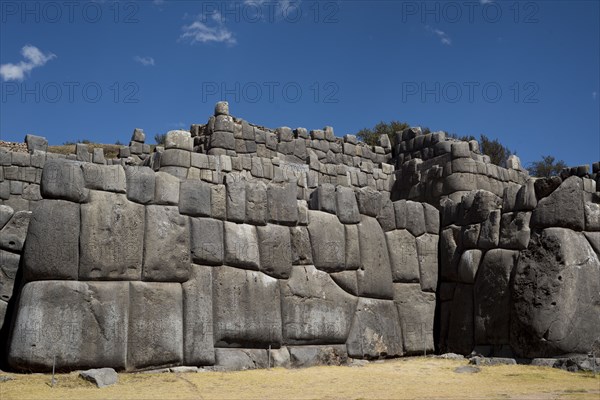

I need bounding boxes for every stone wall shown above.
[438,176,600,358]
[391,128,529,206]
[1,102,599,372]
[1,108,437,371]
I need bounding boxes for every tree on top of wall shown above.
[527,155,568,177]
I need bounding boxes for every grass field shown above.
[1,357,598,400]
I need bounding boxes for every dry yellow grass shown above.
[1,357,598,400]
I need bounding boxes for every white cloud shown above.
[0,45,56,81]
[180,11,236,45]
[134,56,155,66]
[593,91,598,100]
[425,26,452,45]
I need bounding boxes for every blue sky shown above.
[0,0,598,168]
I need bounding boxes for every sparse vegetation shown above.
[154,133,167,145]
[528,155,568,177]
[0,358,597,400]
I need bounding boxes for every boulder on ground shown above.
[79,368,118,388]
[288,345,348,367]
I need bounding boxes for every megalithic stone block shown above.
[143,205,190,282]
[212,266,282,347]
[80,191,145,280]
[307,210,346,273]
[8,281,129,372]
[182,265,215,366]
[23,200,78,280]
[346,297,403,358]
[281,265,357,344]
[41,159,89,203]
[393,283,435,355]
[127,282,183,370]
[357,215,394,299]
[257,224,292,279]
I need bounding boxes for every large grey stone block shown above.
[81,164,127,193]
[416,233,438,292]
[385,229,419,283]
[311,183,336,214]
[439,225,462,282]
[190,218,223,266]
[288,345,348,367]
[245,180,267,225]
[477,209,501,249]
[0,210,31,253]
[214,348,267,371]
[459,190,502,225]
[346,298,403,358]
[183,265,215,366]
[257,224,292,279]
[213,266,282,347]
[281,265,357,344]
[446,283,474,355]
[511,228,600,358]
[23,200,78,280]
[179,179,212,217]
[474,249,519,345]
[356,187,382,217]
[267,180,298,225]
[128,282,183,370]
[165,130,193,151]
[515,179,537,211]
[8,281,129,371]
[0,250,19,303]
[125,166,155,204]
[307,210,345,272]
[154,171,180,205]
[585,201,600,231]
[376,198,396,232]
[290,226,313,265]
[25,134,48,153]
[80,191,145,280]
[0,204,14,230]
[143,205,190,282]
[41,159,89,202]
[330,270,358,296]
[344,224,360,270]
[357,216,394,299]
[393,283,435,355]
[211,184,226,219]
[499,212,531,250]
[531,176,585,231]
[423,203,440,234]
[225,173,246,223]
[224,222,260,270]
[160,149,191,168]
[457,249,483,284]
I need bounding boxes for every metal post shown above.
[51,355,56,388]
[422,324,426,357]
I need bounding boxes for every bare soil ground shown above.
[1,357,598,400]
